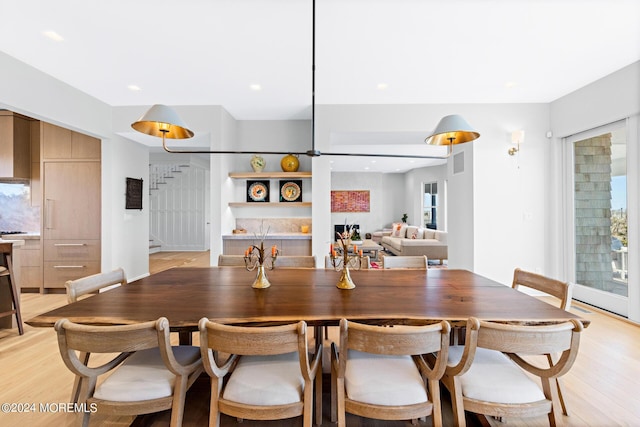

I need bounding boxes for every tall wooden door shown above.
[43,162,101,240]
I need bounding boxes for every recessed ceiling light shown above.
[505,81,517,89]
[371,160,376,163]
[127,85,141,91]
[250,84,262,91]
[377,83,388,90]
[364,166,370,170]
[42,31,64,42]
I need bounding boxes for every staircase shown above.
[149,163,190,193]
[148,163,190,253]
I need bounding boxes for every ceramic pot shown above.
[250,155,266,172]
[280,154,299,172]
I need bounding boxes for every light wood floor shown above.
[1,251,640,426]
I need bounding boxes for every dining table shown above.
[27,267,588,341]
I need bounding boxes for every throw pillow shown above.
[408,227,424,239]
[391,223,403,237]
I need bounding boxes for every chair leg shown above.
[556,377,570,416]
[547,353,569,416]
[4,259,24,335]
[542,377,562,427]
[303,381,313,427]
[429,379,443,427]
[449,377,466,427]
[209,377,223,427]
[330,366,338,422]
[170,376,188,427]
[71,352,91,403]
[336,378,346,427]
[315,363,323,425]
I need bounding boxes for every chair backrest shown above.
[324,255,370,269]
[274,255,317,268]
[55,317,203,426]
[339,318,450,358]
[65,268,127,303]
[512,268,573,310]
[199,318,323,425]
[332,319,451,425]
[458,317,584,379]
[382,255,428,269]
[56,317,161,355]
[217,254,246,266]
[200,319,306,356]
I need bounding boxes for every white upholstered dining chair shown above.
[440,317,583,427]
[382,255,428,269]
[198,318,323,427]
[65,268,127,303]
[511,267,574,415]
[331,318,451,427]
[55,317,203,427]
[218,254,317,268]
[324,255,370,269]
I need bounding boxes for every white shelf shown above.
[228,202,311,208]
[229,171,311,179]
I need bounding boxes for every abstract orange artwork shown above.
[331,190,370,212]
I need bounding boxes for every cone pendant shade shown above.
[425,114,480,146]
[131,104,194,139]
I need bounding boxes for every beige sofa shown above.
[380,224,448,262]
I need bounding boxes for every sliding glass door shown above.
[567,120,630,315]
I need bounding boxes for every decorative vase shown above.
[250,155,266,172]
[252,264,271,289]
[280,154,300,172]
[336,265,356,289]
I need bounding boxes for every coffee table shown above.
[338,239,383,261]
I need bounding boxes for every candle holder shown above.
[243,227,279,288]
[329,228,363,290]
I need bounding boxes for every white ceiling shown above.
[1,0,639,172]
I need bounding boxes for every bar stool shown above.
[0,242,24,335]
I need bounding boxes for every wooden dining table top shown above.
[27,267,588,330]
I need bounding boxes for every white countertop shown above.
[1,233,40,240]
[223,233,312,240]
[0,238,25,246]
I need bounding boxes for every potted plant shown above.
[401,213,408,223]
[351,228,362,244]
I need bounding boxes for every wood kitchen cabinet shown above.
[0,111,31,179]
[13,238,43,292]
[41,122,101,291]
[41,122,100,160]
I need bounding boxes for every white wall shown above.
[0,52,150,281]
[5,47,633,290]
[315,104,478,269]
[549,61,640,320]
[330,172,385,238]
[470,104,551,284]
[104,137,150,280]
[316,104,549,275]
[405,164,447,230]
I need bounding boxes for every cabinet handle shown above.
[53,265,86,269]
[45,199,54,230]
[54,243,88,247]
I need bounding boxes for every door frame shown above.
[562,117,639,320]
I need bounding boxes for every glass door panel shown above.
[572,123,628,314]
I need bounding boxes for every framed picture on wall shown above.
[125,177,143,210]
[246,180,270,202]
[279,180,302,202]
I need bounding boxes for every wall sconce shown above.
[508,130,525,156]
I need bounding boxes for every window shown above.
[423,182,437,229]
